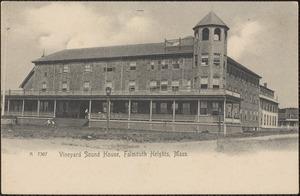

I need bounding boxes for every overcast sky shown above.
[1,2,298,108]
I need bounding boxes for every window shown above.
[44,72,47,77]
[201,54,208,66]
[63,65,69,73]
[83,82,89,91]
[132,102,138,113]
[183,103,190,115]
[104,67,113,72]
[200,77,208,89]
[161,80,168,91]
[160,102,168,114]
[40,101,49,112]
[213,77,219,89]
[129,80,135,91]
[187,80,191,88]
[106,81,113,89]
[42,82,47,91]
[173,64,180,69]
[150,81,157,91]
[172,80,179,91]
[200,101,207,115]
[227,104,232,118]
[213,53,220,65]
[225,30,227,40]
[62,82,68,91]
[85,65,91,72]
[212,102,219,115]
[194,55,198,66]
[162,64,168,69]
[202,28,209,40]
[130,62,136,70]
[214,28,221,41]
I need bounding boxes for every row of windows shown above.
[240,109,259,122]
[194,77,220,89]
[195,28,227,41]
[194,53,220,66]
[262,114,277,126]
[260,89,274,99]
[227,65,259,87]
[260,100,277,113]
[227,86,258,104]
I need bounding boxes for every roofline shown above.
[227,57,262,79]
[193,24,230,30]
[19,67,35,88]
[32,52,194,64]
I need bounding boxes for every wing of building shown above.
[3,11,279,133]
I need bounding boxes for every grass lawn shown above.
[1,124,298,143]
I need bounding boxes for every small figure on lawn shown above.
[47,119,51,126]
[51,118,56,128]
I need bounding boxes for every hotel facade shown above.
[2,12,278,134]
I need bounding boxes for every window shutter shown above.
[59,68,62,73]
[158,64,161,71]
[146,79,150,89]
[183,79,187,86]
[59,82,62,90]
[90,65,93,72]
[147,64,151,71]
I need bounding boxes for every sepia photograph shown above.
[1,1,298,194]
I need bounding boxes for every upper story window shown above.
[187,80,192,88]
[200,77,208,89]
[83,82,89,91]
[130,62,136,70]
[150,60,155,70]
[213,53,220,65]
[44,72,47,77]
[173,63,180,69]
[104,67,113,72]
[213,77,219,89]
[214,28,221,41]
[201,54,209,66]
[225,30,227,40]
[202,28,209,40]
[150,80,157,91]
[62,82,68,91]
[106,81,113,89]
[63,65,69,73]
[172,80,179,91]
[161,80,168,91]
[42,82,47,91]
[85,65,91,72]
[129,80,136,91]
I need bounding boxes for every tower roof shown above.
[193,11,229,30]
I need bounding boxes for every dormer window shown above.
[202,28,209,40]
[214,28,221,41]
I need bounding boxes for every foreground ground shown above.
[1,124,299,194]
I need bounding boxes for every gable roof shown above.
[32,39,194,63]
[19,67,35,88]
[193,11,229,30]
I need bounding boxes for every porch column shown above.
[7,99,10,114]
[172,100,176,122]
[88,99,92,120]
[53,100,56,118]
[197,100,200,122]
[128,99,131,120]
[150,100,152,121]
[223,97,227,135]
[22,99,25,116]
[37,99,40,117]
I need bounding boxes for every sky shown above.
[1,2,298,108]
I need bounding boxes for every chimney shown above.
[264,83,267,87]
